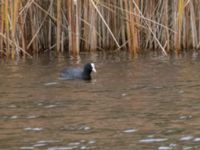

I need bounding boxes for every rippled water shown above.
[1,52,200,150]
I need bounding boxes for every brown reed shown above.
[0,0,199,58]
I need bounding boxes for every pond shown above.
[1,52,200,150]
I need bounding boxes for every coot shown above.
[60,63,96,80]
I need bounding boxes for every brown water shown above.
[1,52,200,150]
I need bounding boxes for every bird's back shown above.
[60,68,83,80]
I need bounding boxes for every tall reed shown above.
[0,0,199,58]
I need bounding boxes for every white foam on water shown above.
[123,128,137,133]
[24,127,43,131]
[158,146,172,150]
[48,147,75,150]
[20,147,34,150]
[33,143,46,147]
[45,105,57,108]
[193,137,200,142]
[10,115,18,119]
[44,82,58,86]
[180,135,193,141]
[139,138,168,143]
[88,140,96,144]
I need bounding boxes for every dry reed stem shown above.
[98,1,176,34]
[27,2,52,50]
[56,0,61,52]
[90,0,120,48]
[0,32,32,58]
[132,0,167,56]
[175,0,184,52]
[0,0,200,58]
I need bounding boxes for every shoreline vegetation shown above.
[0,0,199,59]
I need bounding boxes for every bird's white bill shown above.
[91,63,97,72]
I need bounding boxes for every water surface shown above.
[1,53,200,150]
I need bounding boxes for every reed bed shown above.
[0,0,199,58]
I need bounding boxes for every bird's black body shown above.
[60,63,96,80]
